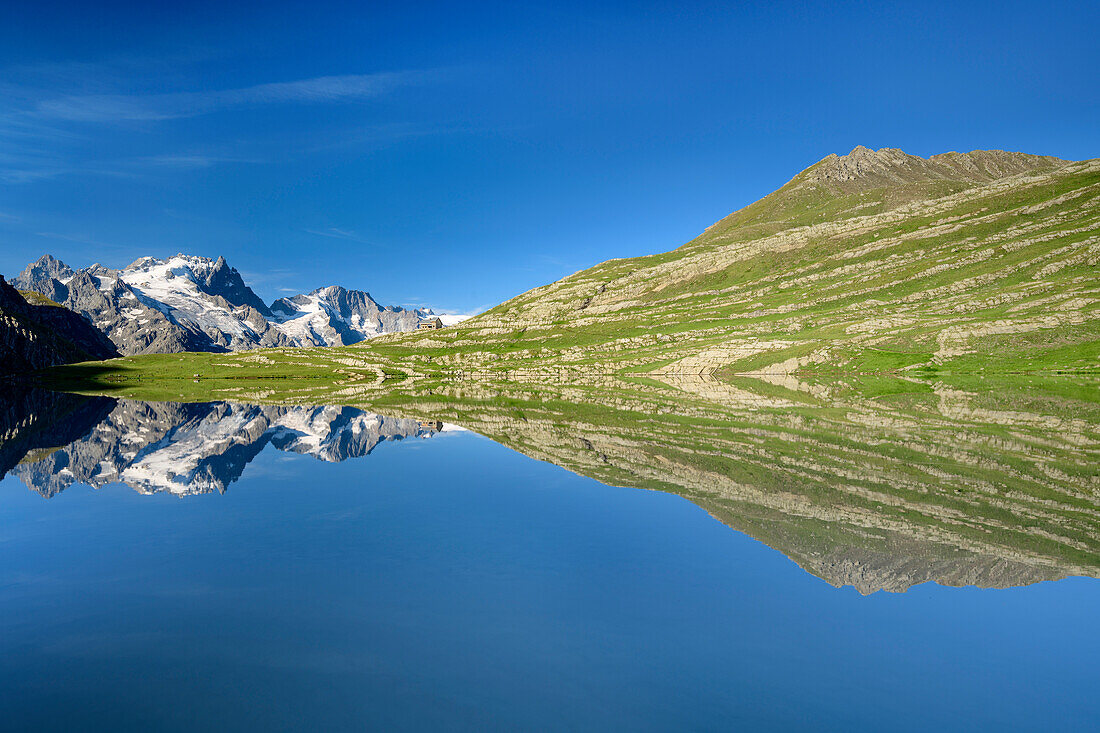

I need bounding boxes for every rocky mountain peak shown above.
[804,145,1070,189]
[810,146,913,182]
[23,253,73,278]
[14,255,75,303]
[197,254,271,316]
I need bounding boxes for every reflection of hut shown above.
[418,317,443,330]
[418,420,443,432]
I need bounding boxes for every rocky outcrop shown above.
[803,145,1067,189]
[797,544,1063,595]
[0,275,120,372]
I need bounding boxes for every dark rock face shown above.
[195,255,272,317]
[0,275,120,373]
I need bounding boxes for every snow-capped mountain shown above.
[270,285,428,346]
[14,253,442,355]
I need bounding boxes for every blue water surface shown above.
[1,429,1097,731]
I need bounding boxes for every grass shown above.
[17,290,62,307]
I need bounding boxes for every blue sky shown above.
[1,0,1096,313]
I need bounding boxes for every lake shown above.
[1,378,1097,731]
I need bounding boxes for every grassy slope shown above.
[451,157,1099,375]
[17,290,62,307]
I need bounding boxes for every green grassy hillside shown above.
[431,148,1098,376]
[17,290,63,308]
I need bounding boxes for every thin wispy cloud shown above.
[0,66,442,182]
[0,152,248,182]
[437,308,485,316]
[3,47,228,93]
[304,227,372,244]
[34,71,431,123]
[0,110,88,143]
[138,154,258,169]
[296,121,448,154]
[1,164,140,183]
[532,253,571,267]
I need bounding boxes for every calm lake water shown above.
[1,393,1098,731]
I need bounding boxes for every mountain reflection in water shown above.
[5,396,449,497]
[1,374,1097,596]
